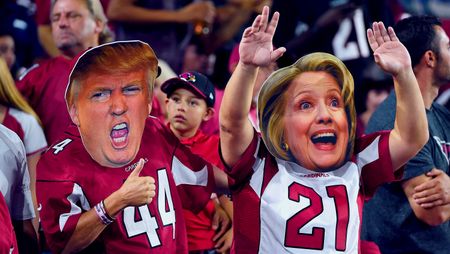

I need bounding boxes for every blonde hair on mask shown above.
[258,52,356,161]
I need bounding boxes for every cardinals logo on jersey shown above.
[124,158,149,172]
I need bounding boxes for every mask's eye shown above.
[300,101,312,110]
[91,90,111,101]
[330,98,339,107]
[123,85,141,95]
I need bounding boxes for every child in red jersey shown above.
[162,71,233,254]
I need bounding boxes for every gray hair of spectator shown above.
[394,15,442,68]
[51,0,113,44]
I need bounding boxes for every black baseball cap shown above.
[161,71,215,107]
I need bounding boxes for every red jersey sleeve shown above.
[356,130,402,198]
[172,143,215,213]
[222,130,262,188]
[36,148,88,253]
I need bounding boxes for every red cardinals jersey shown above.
[37,117,214,254]
[179,129,222,251]
[16,56,73,145]
[0,194,18,254]
[227,130,397,253]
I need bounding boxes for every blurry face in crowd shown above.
[0,35,15,69]
[366,89,389,112]
[283,71,349,171]
[51,0,102,56]
[69,69,151,168]
[166,87,212,138]
[434,26,450,86]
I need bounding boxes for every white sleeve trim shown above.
[172,156,208,187]
[59,183,91,232]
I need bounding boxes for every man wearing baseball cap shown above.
[162,71,234,253]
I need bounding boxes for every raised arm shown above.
[107,0,215,25]
[219,6,285,167]
[367,22,428,170]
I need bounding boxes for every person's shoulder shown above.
[42,125,83,161]
[355,130,390,154]
[17,56,70,81]
[39,126,92,181]
[0,124,24,154]
[432,102,450,116]
[8,107,37,124]
[365,92,396,134]
[144,116,179,144]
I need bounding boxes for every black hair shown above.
[394,16,442,68]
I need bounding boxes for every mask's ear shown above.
[202,107,215,122]
[69,104,80,126]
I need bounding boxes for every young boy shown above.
[162,71,233,254]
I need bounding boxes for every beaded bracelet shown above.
[94,200,114,225]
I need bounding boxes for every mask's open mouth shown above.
[311,132,337,145]
[110,122,129,148]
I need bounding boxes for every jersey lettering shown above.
[332,8,369,61]
[123,169,175,247]
[284,183,350,251]
[52,138,73,154]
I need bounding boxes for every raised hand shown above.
[118,159,156,206]
[367,22,411,77]
[239,5,286,67]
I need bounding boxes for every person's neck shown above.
[170,126,196,140]
[60,42,98,59]
[415,70,440,109]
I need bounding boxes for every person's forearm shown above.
[220,62,257,131]
[62,191,125,253]
[391,69,428,169]
[61,209,107,254]
[38,26,60,57]
[107,1,180,23]
[27,153,40,236]
[219,62,257,167]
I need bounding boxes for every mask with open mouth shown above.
[258,52,356,164]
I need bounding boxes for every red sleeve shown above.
[357,131,402,198]
[0,195,18,254]
[35,0,51,25]
[173,144,215,214]
[16,63,40,102]
[37,157,85,253]
[222,130,261,188]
